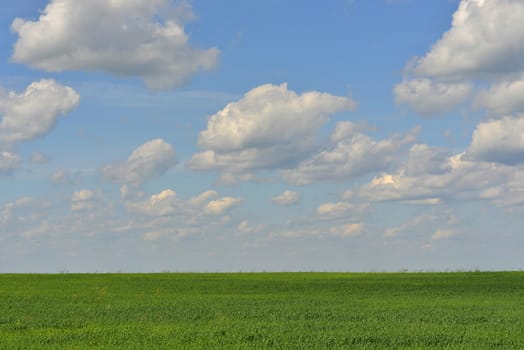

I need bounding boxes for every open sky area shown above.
[1,0,523,273]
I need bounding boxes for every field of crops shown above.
[1,272,523,349]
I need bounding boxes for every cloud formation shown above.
[71,189,96,211]
[475,78,524,115]
[11,0,219,90]
[0,79,79,144]
[282,121,418,185]
[125,189,180,217]
[102,139,177,188]
[328,223,364,238]
[125,188,241,220]
[412,0,524,80]
[359,141,521,207]
[204,197,241,215]
[396,0,524,124]
[188,83,356,176]
[272,190,300,206]
[394,78,472,116]
[316,201,367,219]
[0,151,19,175]
[467,115,524,164]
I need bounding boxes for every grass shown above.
[1,272,523,349]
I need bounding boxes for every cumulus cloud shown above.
[412,0,524,80]
[71,189,96,211]
[394,78,472,116]
[124,188,242,219]
[1,187,242,245]
[188,83,356,175]
[395,0,524,122]
[72,189,95,202]
[11,0,218,90]
[0,79,79,144]
[187,190,218,207]
[102,139,176,187]
[475,78,524,115]
[0,151,19,175]
[316,201,367,219]
[282,121,418,185]
[237,220,252,234]
[204,197,241,215]
[237,220,265,234]
[360,143,518,206]
[403,144,451,176]
[272,190,300,206]
[328,223,364,238]
[125,189,180,217]
[396,2,524,168]
[467,115,524,164]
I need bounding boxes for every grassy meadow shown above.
[1,272,523,349]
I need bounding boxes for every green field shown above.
[1,272,523,349]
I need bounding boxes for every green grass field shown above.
[1,272,523,349]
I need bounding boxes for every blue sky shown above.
[1,0,523,272]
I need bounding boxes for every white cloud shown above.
[491,169,524,207]
[467,115,524,164]
[188,83,356,174]
[123,188,241,223]
[412,0,524,80]
[237,220,253,233]
[11,0,218,90]
[237,220,264,234]
[403,144,451,176]
[360,146,517,205]
[71,189,96,212]
[0,80,79,144]
[396,1,524,120]
[394,78,472,116]
[204,197,241,215]
[432,229,457,240]
[400,198,441,206]
[282,121,418,185]
[272,190,300,206]
[0,151,19,175]
[1,187,242,245]
[0,196,33,225]
[125,189,180,217]
[475,78,524,115]
[102,139,176,187]
[316,201,367,219]
[187,190,218,207]
[72,189,95,202]
[328,223,364,238]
